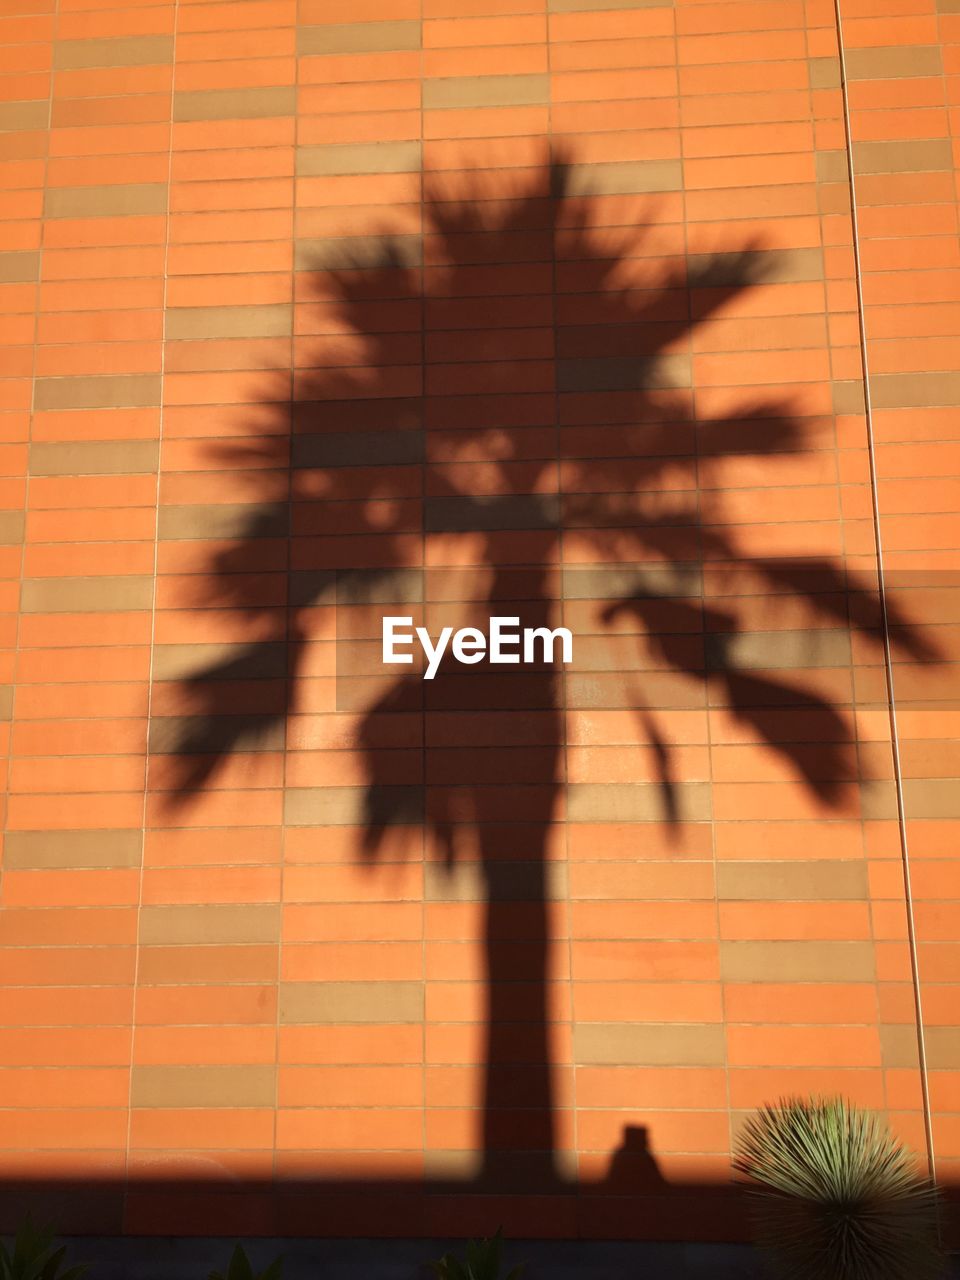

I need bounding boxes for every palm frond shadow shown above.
[156,147,937,1199]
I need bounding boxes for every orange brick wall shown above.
[0,0,958,1242]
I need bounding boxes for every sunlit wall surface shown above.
[0,0,958,1242]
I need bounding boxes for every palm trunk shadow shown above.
[358,564,564,1191]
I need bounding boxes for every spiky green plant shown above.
[733,1097,943,1280]
[208,1243,282,1280]
[0,1217,87,1280]
[430,1230,523,1280]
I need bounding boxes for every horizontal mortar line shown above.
[0,1094,888,1104]
[145,246,818,261]
[252,353,840,366]
[148,399,829,409]
[142,528,846,542]
[0,973,885,986]
[0,931,901,942]
[23,202,840,225]
[1,814,870,824]
[155,343,840,356]
[26,274,818,287]
[0,860,737,868]
[26,278,838,292]
[115,375,856,390]
[0,941,902,955]
[0,1077,802,1087]
[29,334,847,347]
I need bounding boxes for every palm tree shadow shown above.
[156,146,937,1205]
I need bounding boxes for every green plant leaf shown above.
[13,1217,54,1280]
[208,1244,281,1280]
[230,1245,254,1280]
[39,1245,68,1280]
[259,1257,283,1280]
[431,1253,466,1280]
[485,1229,502,1280]
[733,1096,944,1280]
[0,1218,87,1280]
[465,1238,484,1280]
[428,1230,521,1280]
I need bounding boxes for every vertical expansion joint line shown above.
[276,0,301,1182]
[418,0,428,1170]
[125,0,181,1204]
[831,0,937,1182]
[546,49,578,1187]
[7,0,60,899]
